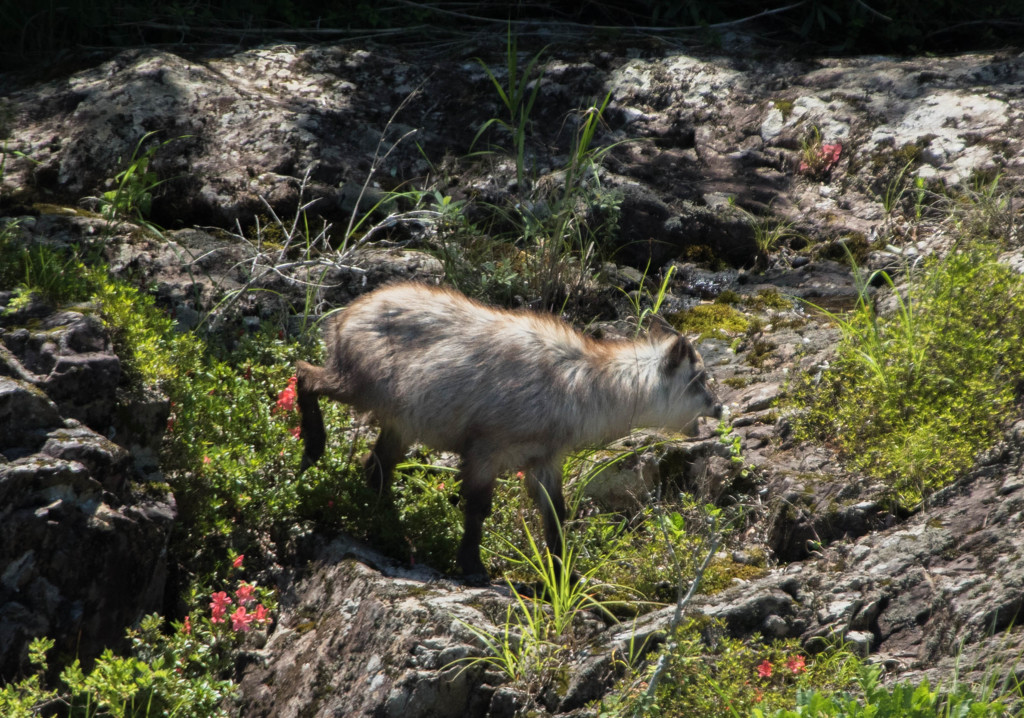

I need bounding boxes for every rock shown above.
[0,454,175,678]
[694,429,1024,678]
[0,299,176,680]
[0,377,62,456]
[234,537,506,718]
[1,309,121,433]
[578,446,660,511]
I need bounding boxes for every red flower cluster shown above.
[755,654,807,680]
[275,376,298,413]
[208,575,272,632]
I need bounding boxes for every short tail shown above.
[296,361,327,471]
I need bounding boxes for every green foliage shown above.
[90,131,187,235]
[0,227,108,314]
[437,87,624,310]
[793,240,1024,505]
[618,264,677,334]
[597,620,860,718]
[452,518,628,690]
[753,661,1015,718]
[472,29,547,195]
[0,616,235,718]
[0,639,58,717]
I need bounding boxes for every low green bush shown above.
[596,619,861,718]
[753,661,1015,718]
[792,241,1024,505]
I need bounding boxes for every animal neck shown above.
[576,340,667,444]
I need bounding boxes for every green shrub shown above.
[792,242,1024,506]
[596,619,860,718]
[0,613,237,718]
[753,660,1015,718]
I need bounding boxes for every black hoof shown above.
[461,571,491,587]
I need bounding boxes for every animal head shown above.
[648,315,724,432]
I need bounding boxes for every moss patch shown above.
[667,304,749,340]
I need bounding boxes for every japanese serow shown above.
[296,282,723,582]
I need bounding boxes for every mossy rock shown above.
[667,304,749,340]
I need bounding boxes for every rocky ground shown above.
[2,37,1023,717]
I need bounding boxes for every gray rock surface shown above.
[0,296,175,679]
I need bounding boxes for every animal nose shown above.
[712,404,728,421]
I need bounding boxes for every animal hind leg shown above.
[363,425,407,497]
[526,462,569,578]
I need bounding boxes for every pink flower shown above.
[799,143,843,174]
[787,655,806,674]
[290,426,301,439]
[233,555,244,568]
[254,604,272,625]
[210,591,232,623]
[275,376,298,412]
[230,606,254,632]
[182,615,191,634]
[757,659,773,678]
[236,582,255,604]
[203,455,211,464]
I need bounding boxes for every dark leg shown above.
[296,361,327,471]
[456,458,496,584]
[527,463,569,581]
[363,426,407,497]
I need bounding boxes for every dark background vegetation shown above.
[3,0,1023,73]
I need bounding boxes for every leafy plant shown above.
[90,131,187,234]
[0,612,237,718]
[618,263,677,334]
[728,199,800,271]
[597,620,861,718]
[452,517,626,690]
[798,126,842,181]
[793,236,1024,506]
[752,660,1017,718]
[472,27,548,195]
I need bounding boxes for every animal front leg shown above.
[456,458,495,584]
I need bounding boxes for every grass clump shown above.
[792,241,1024,506]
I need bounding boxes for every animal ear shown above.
[663,334,697,373]
[647,314,677,338]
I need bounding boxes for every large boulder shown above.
[0,299,175,679]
